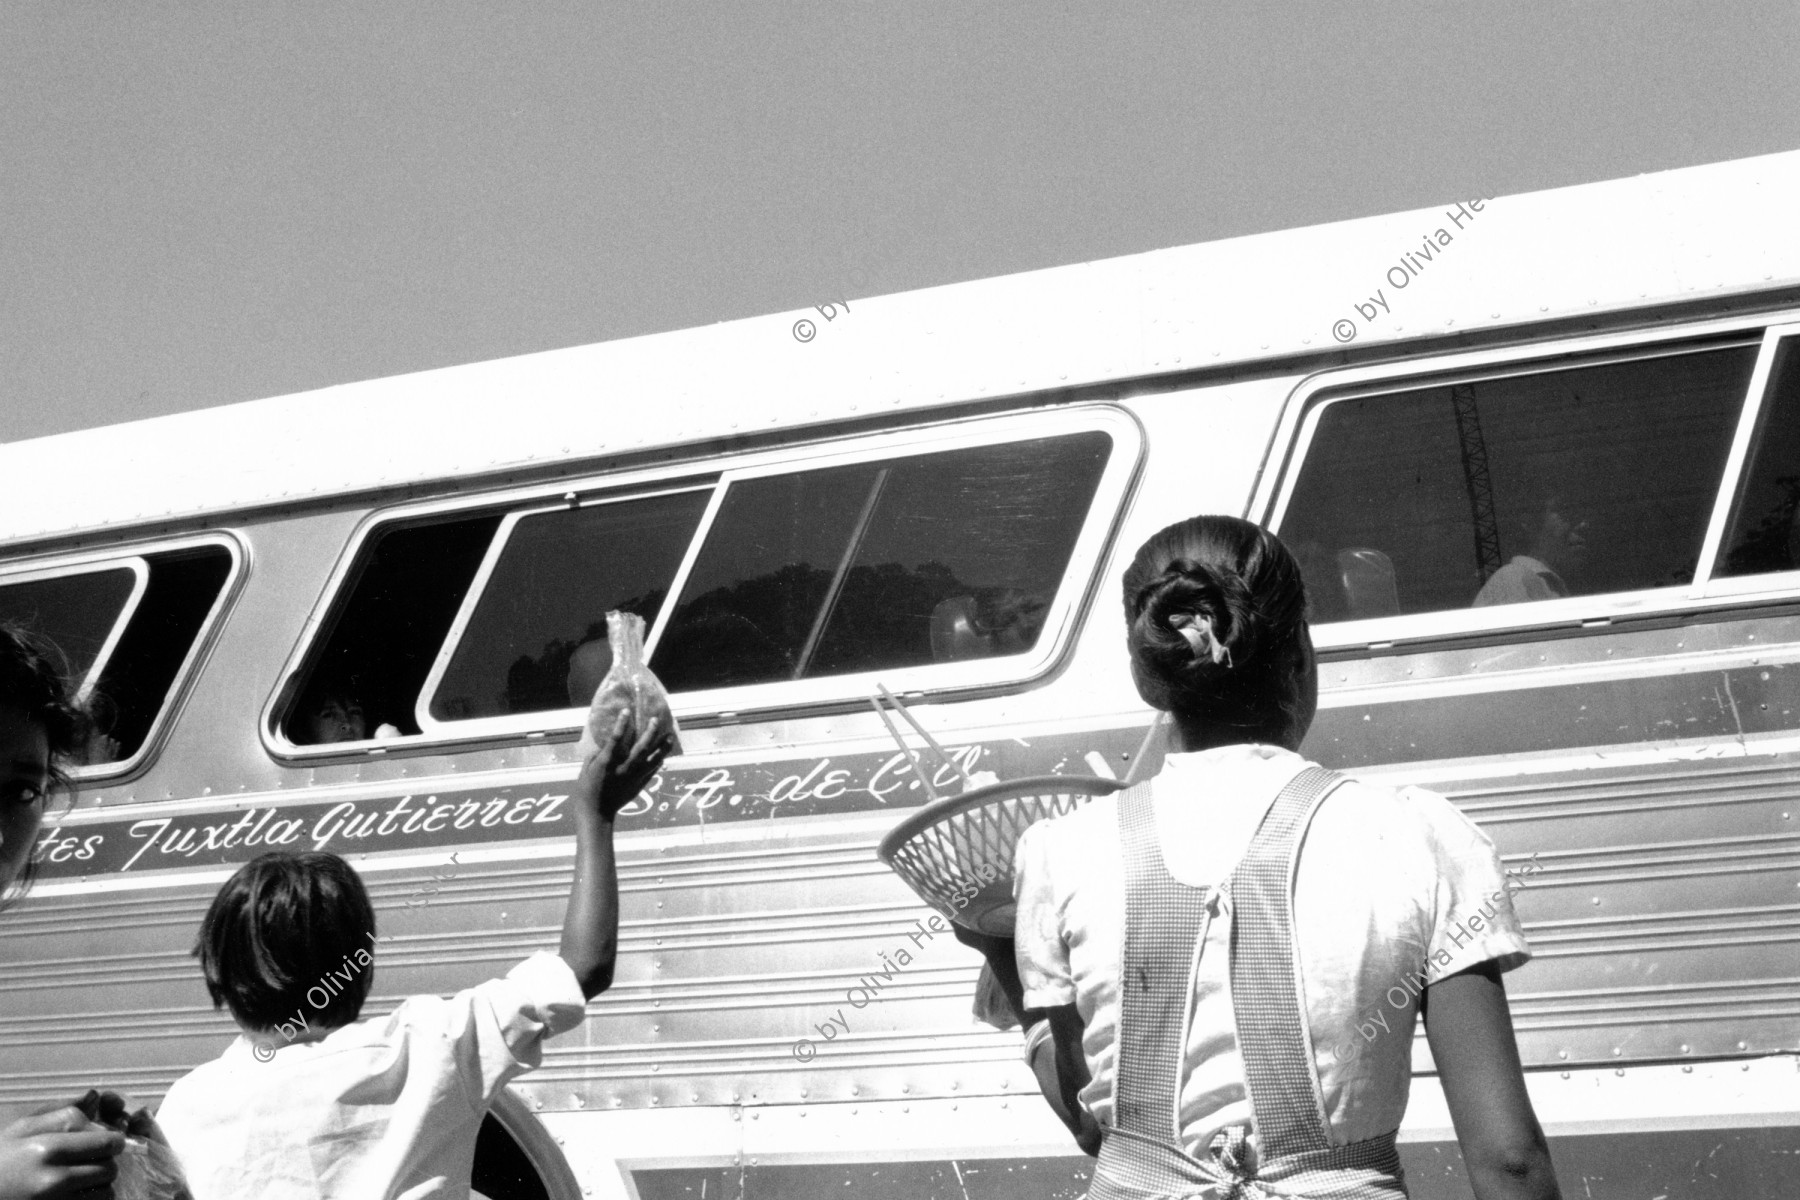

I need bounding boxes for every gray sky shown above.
[4,1,1797,443]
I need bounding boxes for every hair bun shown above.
[1166,611,1232,667]
[1119,516,1311,740]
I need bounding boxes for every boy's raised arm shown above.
[560,712,671,999]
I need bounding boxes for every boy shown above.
[157,712,667,1199]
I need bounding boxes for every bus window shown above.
[0,544,234,766]
[650,432,1113,690]
[1716,338,1800,577]
[285,515,500,744]
[1279,345,1758,623]
[425,489,712,722]
[0,565,142,693]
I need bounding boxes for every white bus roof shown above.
[6,150,1800,548]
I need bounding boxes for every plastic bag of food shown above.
[573,611,683,761]
[72,1091,194,1200]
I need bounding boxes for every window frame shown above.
[412,482,718,736]
[1252,313,1798,653]
[0,533,244,782]
[1688,321,1800,602]
[0,556,149,708]
[264,405,1143,758]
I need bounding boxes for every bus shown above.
[3,148,1798,1199]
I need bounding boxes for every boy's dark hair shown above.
[193,851,377,1030]
[0,623,93,909]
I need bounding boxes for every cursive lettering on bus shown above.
[864,744,985,803]
[31,731,1132,880]
[28,826,102,865]
[121,811,305,872]
[768,759,852,806]
[676,769,736,812]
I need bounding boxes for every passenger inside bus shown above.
[928,587,1050,661]
[296,687,368,744]
[1473,487,1590,607]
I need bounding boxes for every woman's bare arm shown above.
[1423,962,1562,1200]
[952,927,1101,1155]
[1025,1004,1102,1156]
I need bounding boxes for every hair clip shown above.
[1168,612,1232,667]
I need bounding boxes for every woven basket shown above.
[877,774,1126,935]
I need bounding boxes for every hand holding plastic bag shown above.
[74,1090,194,1200]
[574,611,683,764]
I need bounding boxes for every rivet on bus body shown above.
[1558,1050,1568,1059]
[1560,1071,1569,1079]
[1592,898,1601,905]
[1614,1069,1624,1077]
[1682,1065,1693,1073]
[1681,1045,1690,1053]
[1739,1041,1749,1050]
[1612,1048,1621,1056]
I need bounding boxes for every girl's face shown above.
[0,704,50,894]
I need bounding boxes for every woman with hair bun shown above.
[962,517,1562,1200]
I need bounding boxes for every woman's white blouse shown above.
[1013,744,1532,1155]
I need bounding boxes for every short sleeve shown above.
[1412,789,1533,982]
[404,950,589,1109]
[1014,821,1076,1011]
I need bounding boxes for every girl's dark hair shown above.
[193,851,377,1031]
[0,623,93,908]
[1120,516,1313,744]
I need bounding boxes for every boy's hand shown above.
[575,712,672,823]
[0,1105,123,1199]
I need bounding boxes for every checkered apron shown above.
[1086,766,1407,1200]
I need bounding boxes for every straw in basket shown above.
[872,686,1162,936]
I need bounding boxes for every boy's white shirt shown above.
[157,950,587,1200]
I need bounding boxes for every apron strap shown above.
[1228,765,1345,1160]
[1109,780,1210,1142]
